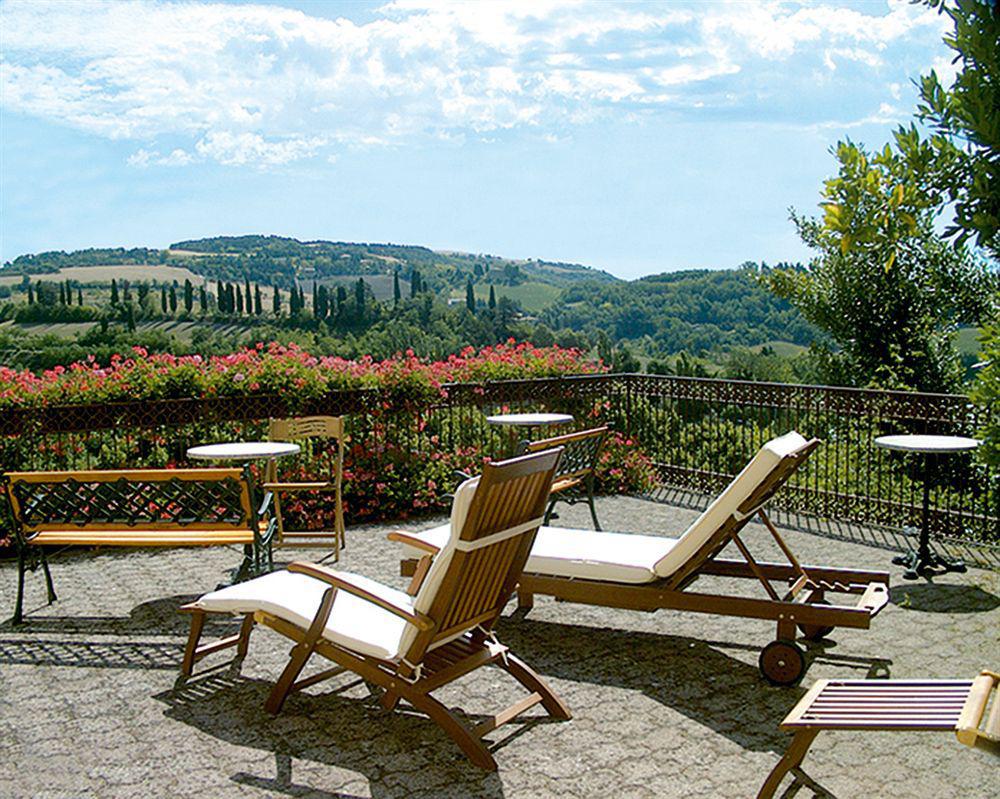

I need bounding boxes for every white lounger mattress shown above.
[404,524,679,584]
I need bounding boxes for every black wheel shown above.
[759,640,806,686]
[798,599,835,641]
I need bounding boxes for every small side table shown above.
[874,434,980,579]
[486,413,574,457]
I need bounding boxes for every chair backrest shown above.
[653,431,819,586]
[523,426,608,483]
[3,468,255,538]
[399,448,562,663]
[269,415,344,442]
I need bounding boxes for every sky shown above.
[0,0,956,279]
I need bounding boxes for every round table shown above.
[486,413,574,456]
[874,434,980,579]
[187,441,301,462]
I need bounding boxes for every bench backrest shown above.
[3,468,256,540]
[522,426,608,485]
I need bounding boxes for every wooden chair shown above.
[265,415,346,556]
[519,426,608,530]
[394,432,891,686]
[179,448,569,771]
[757,670,999,798]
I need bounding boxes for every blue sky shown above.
[0,0,955,279]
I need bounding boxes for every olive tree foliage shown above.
[768,141,990,392]
[766,0,999,394]
[900,0,999,260]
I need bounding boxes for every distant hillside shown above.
[543,267,820,353]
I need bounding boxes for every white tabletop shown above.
[187,441,301,461]
[485,413,574,427]
[874,434,981,454]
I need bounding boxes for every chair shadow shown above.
[889,582,1000,613]
[494,615,891,755]
[155,670,507,799]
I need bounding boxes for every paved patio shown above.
[1,497,997,798]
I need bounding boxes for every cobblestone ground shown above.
[1,497,997,799]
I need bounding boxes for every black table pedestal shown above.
[893,453,967,580]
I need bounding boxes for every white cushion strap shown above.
[451,516,546,552]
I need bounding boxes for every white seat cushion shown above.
[652,430,807,578]
[528,527,676,583]
[400,524,675,584]
[191,570,413,661]
[398,431,808,586]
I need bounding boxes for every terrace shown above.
[1,366,998,797]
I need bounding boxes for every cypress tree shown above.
[393,270,401,305]
[161,286,168,313]
[169,283,178,313]
[27,284,35,304]
[465,278,475,312]
[183,279,193,313]
[123,280,131,302]
[355,278,365,321]
[59,283,66,305]
[244,279,252,313]
[199,284,207,313]
[111,279,119,304]
[312,281,318,315]
[254,284,262,316]
[272,285,281,315]
[77,287,83,305]
[216,281,225,313]
[317,285,329,319]
[235,285,244,315]
[336,285,347,317]
[488,285,497,311]
[410,270,420,298]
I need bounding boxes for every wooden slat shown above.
[29,529,255,546]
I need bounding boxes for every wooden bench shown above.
[3,467,275,624]
[519,426,608,530]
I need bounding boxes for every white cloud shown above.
[0,0,952,168]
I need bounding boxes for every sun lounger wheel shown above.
[797,599,835,641]
[759,640,806,686]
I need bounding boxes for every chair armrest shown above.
[257,491,273,518]
[287,561,434,631]
[387,530,441,555]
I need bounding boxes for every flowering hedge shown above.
[2,341,668,549]
[0,339,603,410]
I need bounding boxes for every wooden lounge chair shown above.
[518,426,608,530]
[394,432,890,685]
[179,448,569,771]
[757,670,999,798]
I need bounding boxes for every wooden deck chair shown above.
[519,426,608,530]
[757,669,999,798]
[394,432,890,686]
[179,448,569,771]
[265,415,346,556]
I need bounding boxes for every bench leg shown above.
[586,480,601,531]
[757,730,819,799]
[12,548,57,625]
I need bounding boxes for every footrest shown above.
[957,670,1000,750]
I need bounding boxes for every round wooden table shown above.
[874,434,980,579]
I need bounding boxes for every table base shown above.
[893,528,967,579]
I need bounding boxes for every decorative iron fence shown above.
[1,373,996,549]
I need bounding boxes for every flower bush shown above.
[0,339,602,410]
[594,431,659,495]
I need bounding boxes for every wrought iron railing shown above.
[1,373,996,552]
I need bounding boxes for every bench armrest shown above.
[287,561,434,631]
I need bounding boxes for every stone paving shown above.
[1,497,997,799]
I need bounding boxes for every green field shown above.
[448,282,563,314]
[0,264,207,286]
